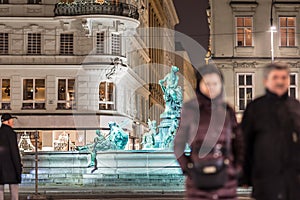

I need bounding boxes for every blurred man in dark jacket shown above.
[0,113,22,200]
[242,63,300,200]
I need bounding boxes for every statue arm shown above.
[159,74,168,85]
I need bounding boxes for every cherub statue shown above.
[164,117,179,149]
[142,119,157,149]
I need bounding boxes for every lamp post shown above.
[270,0,276,63]
[270,26,276,63]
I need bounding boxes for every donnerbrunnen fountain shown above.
[21,66,184,188]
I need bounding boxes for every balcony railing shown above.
[54,0,139,20]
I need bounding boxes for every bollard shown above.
[27,130,46,200]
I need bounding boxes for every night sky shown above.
[173,0,209,50]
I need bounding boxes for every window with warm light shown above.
[22,79,45,109]
[237,73,254,111]
[0,79,11,110]
[289,73,298,99]
[280,17,296,47]
[99,82,115,110]
[236,17,253,47]
[0,33,8,54]
[57,78,75,110]
[27,33,41,55]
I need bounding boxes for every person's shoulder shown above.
[0,124,14,133]
[246,95,267,108]
[287,96,300,107]
[182,97,198,109]
[288,96,300,103]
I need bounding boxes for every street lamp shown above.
[270,0,276,63]
[270,26,277,63]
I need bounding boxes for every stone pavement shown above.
[2,185,253,200]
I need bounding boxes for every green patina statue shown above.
[76,122,129,172]
[141,119,157,149]
[159,66,183,118]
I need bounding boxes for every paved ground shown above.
[3,185,252,200]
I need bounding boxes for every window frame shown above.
[279,16,296,47]
[111,32,122,55]
[99,81,115,110]
[60,33,74,55]
[289,72,298,99]
[22,78,46,110]
[96,31,106,54]
[28,0,41,4]
[235,16,253,47]
[56,78,76,110]
[27,33,42,55]
[0,32,8,55]
[236,73,255,111]
[0,78,11,110]
[0,0,9,4]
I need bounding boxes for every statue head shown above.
[96,129,101,136]
[152,120,157,127]
[108,122,117,128]
[171,66,179,73]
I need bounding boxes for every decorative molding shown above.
[27,8,42,13]
[287,62,300,68]
[0,7,9,13]
[230,1,258,13]
[233,61,257,68]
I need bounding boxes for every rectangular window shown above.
[0,0,9,4]
[57,78,75,110]
[237,74,254,111]
[0,33,8,54]
[96,32,105,54]
[60,33,74,55]
[280,17,296,47]
[0,79,11,110]
[289,73,298,98]
[99,82,115,110]
[111,33,121,55]
[236,17,253,47]
[28,0,41,4]
[27,33,41,55]
[22,79,45,109]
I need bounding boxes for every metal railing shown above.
[54,1,139,20]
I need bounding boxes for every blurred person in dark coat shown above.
[0,113,22,200]
[174,65,244,200]
[242,63,300,200]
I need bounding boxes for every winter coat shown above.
[241,89,300,200]
[0,124,22,184]
[174,93,243,200]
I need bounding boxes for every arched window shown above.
[99,82,115,110]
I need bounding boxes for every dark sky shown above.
[173,0,209,50]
